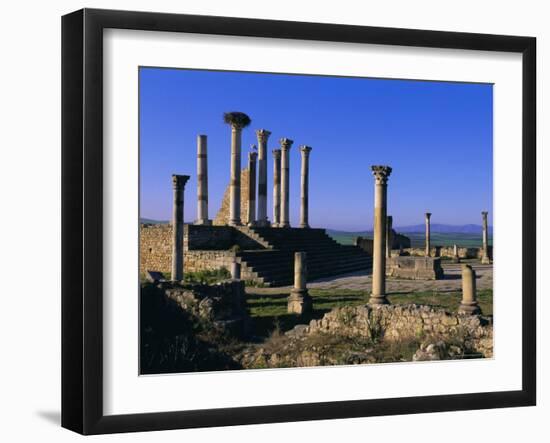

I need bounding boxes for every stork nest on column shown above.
[223,111,252,129]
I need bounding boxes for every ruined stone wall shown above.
[213,167,250,225]
[140,224,173,275]
[140,223,265,275]
[405,245,492,259]
[291,304,493,357]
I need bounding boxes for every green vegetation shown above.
[184,268,231,284]
[246,287,493,338]
[327,230,492,248]
[140,268,231,284]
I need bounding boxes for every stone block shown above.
[386,256,444,280]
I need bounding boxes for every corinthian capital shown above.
[272,149,282,159]
[256,129,272,144]
[300,145,312,156]
[371,165,392,184]
[279,138,294,151]
[172,174,190,190]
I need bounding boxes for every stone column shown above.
[279,138,293,228]
[481,211,491,264]
[256,129,271,226]
[229,125,243,226]
[287,252,313,314]
[299,146,312,228]
[195,135,211,225]
[171,174,190,281]
[272,149,281,227]
[459,264,481,315]
[369,165,392,305]
[452,244,460,263]
[246,150,258,226]
[231,258,241,280]
[385,215,393,258]
[425,212,432,257]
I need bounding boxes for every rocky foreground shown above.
[239,304,493,369]
[141,281,493,373]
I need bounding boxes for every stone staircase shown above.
[236,227,372,287]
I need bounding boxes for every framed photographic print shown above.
[61,8,536,435]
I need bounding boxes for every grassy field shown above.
[328,231,492,248]
[246,287,493,338]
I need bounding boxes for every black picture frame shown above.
[62,8,536,435]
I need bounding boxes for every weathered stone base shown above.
[368,295,389,305]
[386,256,444,280]
[481,256,491,265]
[194,219,212,226]
[458,302,482,315]
[288,289,312,314]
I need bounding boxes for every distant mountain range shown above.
[327,224,491,236]
[140,219,492,235]
[394,224,493,234]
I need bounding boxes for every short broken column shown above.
[425,212,432,257]
[272,149,281,227]
[231,258,241,280]
[171,174,190,281]
[256,129,271,226]
[369,165,392,305]
[452,244,460,263]
[246,150,258,226]
[195,135,211,225]
[386,215,393,258]
[481,211,491,264]
[279,138,293,228]
[459,264,481,315]
[299,145,312,228]
[287,252,312,314]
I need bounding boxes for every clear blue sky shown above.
[140,67,493,231]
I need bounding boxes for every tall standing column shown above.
[425,212,432,257]
[386,215,393,258]
[195,134,211,225]
[256,129,271,226]
[224,112,251,226]
[279,138,293,228]
[299,146,312,228]
[459,264,481,315]
[247,151,258,226]
[481,211,491,264]
[272,149,281,227]
[369,165,392,305]
[171,174,190,281]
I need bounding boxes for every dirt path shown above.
[251,260,492,295]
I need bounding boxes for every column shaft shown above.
[171,175,190,281]
[299,146,312,228]
[459,264,481,314]
[256,130,271,226]
[272,150,281,227]
[481,211,491,264]
[425,213,432,257]
[279,138,293,228]
[370,166,392,305]
[386,215,393,258]
[229,126,242,225]
[196,135,210,225]
[247,151,258,225]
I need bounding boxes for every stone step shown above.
[238,250,369,265]
[235,226,371,286]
